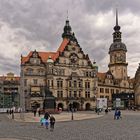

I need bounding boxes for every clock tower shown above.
[108,9,128,80]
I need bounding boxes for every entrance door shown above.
[57,103,63,110]
[85,103,91,110]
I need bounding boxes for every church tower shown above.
[108,9,128,80]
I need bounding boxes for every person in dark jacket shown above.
[44,111,50,120]
[117,110,122,119]
[50,115,55,131]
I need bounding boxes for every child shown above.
[50,115,55,131]
[40,117,45,126]
[45,119,49,129]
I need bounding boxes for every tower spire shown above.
[62,12,72,39]
[114,8,120,31]
[116,8,118,26]
[113,8,121,42]
[67,10,69,20]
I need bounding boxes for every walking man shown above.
[50,115,55,131]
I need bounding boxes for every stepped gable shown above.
[21,38,69,64]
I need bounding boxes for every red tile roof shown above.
[57,38,69,52]
[97,72,106,80]
[21,38,69,64]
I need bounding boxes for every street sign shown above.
[96,98,107,109]
[116,98,121,107]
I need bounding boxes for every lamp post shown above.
[127,95,130,109]
[71,102,74,120]
[2,92,4,112]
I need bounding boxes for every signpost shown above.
[116,98,121,108]
[96,98,107,109]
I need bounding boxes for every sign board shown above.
[116,98,121,108]
[96,98,107,109]
[31,87,40,92]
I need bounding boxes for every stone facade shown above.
[97,10,134,107]
[20,10,134,111]
[21,20,98,111]
[0,73,20,108]
[134,64,140,107]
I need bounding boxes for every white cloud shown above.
[0,20,51,75]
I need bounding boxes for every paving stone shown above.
[0,111,140,140]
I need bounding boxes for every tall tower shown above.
[108,9,128,80]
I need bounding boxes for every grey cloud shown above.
[0,0,139,77]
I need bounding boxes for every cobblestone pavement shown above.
[0,111,140,140]
[11,111,103,122]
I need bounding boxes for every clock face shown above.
[70,53,78,63]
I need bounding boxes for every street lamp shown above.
[2,92,4,111]
[71,102,74,120]
[127,95,130,109]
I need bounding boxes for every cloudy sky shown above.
[0,0,140,77]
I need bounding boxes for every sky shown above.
[0,0,140,77]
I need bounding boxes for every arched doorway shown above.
[31,101,40,110]
[73,102,80,111]
[57,103,64,110]
[85,103,91,110]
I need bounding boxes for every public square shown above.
[0,111,140,140]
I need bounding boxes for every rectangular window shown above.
[57,91,60,97]
[57,81,59,87]
[111,89,114,94]
[79,91,81,97]
[105,96,109,100]
[57,91,63,97]
[57,80,63,88]
[33,79,38,85]
[74,81,77,88]
[88,91,90,98]
[79,81,82,88]
[116,89,119,93]
[69,81,72,87]
[100,95,104,98]
[60,81,63,87]
[51,80,53,87]
[69,91,72,97]
[85,91,90,98]
[85,82,90,89]
[100,88,104,93]
[61,91,63,97]
[105,88,109,93]
[74,91,77,97]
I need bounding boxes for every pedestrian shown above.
[6,109,9,114]
[33,109,37,117]
[50,115,55,131]
[105,108,108,114]
[38,109,41,117]
[40,117,45,126]
[11,110,14,119]
[44,111,50,120]
[114,109,118,120]
[118,110,122,119]
[45,119,49,129]
[9,109,12,115]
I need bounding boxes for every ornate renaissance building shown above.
[97,10,134,108]
[134,64,140,107]
[21,19,98,111]
[20,10,134,111]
